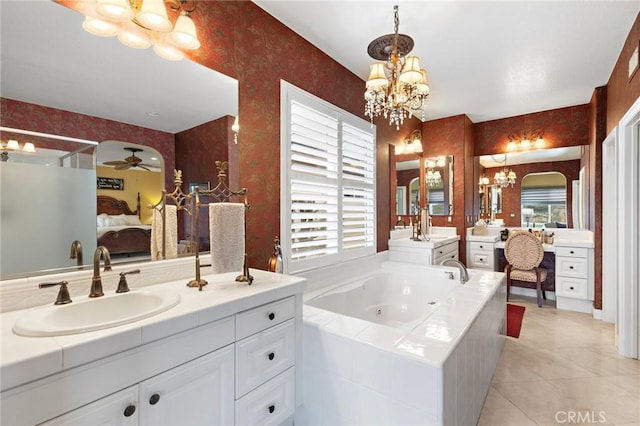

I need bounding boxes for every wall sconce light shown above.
[1,139,35,162]
[506,130,546,152]
[231,116,239,144]
[81,0,201,61]
[400,129,423,154]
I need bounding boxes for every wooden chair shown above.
[504,230,547,307]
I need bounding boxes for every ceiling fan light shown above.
[118,28,151,49]
[82,16,119,37]
[136,0,172,32]
[153,43,184,61]
[96,0,134,22]
[170,12,201,50]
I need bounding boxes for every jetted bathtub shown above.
[297,261,506,426]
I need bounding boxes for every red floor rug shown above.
[506,303,526,338]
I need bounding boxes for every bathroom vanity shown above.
[466,228,595,314]
[0,262,305,426]
[388,226,460,265]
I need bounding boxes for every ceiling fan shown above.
[103,147,153,171]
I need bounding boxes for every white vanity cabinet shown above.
[235,297,297,425]
[2,291,302,426]
[41,346,235,426]
[388,236,460,265]
[555,245,594,313]
[466,241,497,270]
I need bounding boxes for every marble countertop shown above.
[1,270,306,392]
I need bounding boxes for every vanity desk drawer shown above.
[235,319,295,398]
[556,276,588,299]
[555,246,588,258]
[470,242,492,253]
[471,253,492,268]
[236,296,295,340]
[556,257,588,278]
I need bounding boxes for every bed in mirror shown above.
[0,1,238,279]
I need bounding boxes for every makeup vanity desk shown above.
[466,228,595,314]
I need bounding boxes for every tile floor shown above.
[478,296,640,426]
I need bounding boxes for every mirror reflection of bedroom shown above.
[96,141,164,261]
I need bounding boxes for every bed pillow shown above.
[97,213,108,227]
[123,214,142,226]
[104,214,126,226]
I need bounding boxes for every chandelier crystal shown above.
[365,5,430,130]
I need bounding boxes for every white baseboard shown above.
[509,286,556,301]
[592,308,602,320]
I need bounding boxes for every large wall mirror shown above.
[477,146,586,228]
[0,1,238,279]
[392,154,454,219]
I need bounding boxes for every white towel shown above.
[209,202,245,273]
[151,205,178,260]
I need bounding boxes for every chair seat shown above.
[505,266,547,282]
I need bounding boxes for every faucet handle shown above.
[39,280,72,305]
[116,269,140,293]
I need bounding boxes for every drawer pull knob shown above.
[480,245,483,249]
[123,405,136,417]
[570,286,574,290]
[569,266,574,270]
[570,250,574,254]
[268,405,276,414]
[149,394,160,405]
[439,251,443,254]
[268,312,275,321]
[268,352,275,361]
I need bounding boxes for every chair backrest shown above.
[504,230,544,270]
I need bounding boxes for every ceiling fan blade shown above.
[103,160,126,166]
[114,163,132,170]
[137,165,152,171]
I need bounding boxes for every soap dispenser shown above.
[268,236,283,273]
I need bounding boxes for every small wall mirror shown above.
[424,155,453,216]
[395,159,420,215]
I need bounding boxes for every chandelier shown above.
[425,157,444,187]
[81,0,201,61]
[365,5,430,130]
[494,155,517,188]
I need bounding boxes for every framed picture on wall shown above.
[189,181,210,194]
[97,177,124,190]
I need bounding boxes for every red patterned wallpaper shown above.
[607,12,640,133]
[175,115,236,242]
[474,105,590,156]
[481,160,580,228]
[588,87,607,310]
[1,98,175,190]
[422,115,471,262]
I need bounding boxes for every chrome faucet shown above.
[440,258,469,284]
[69,240,83,269]
[90,246,112,297]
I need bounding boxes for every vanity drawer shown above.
[555,246,588,258]
[236,296,295,340]
[470,242,493,253]
[556,257,588,278]
[235,319,295,398]
[235,367,295,426]
[471,253,494,269]
[433,243,458,264]
[556,276,588,299]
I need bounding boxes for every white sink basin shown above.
[424,234,451,240]
[13,290,180,337]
